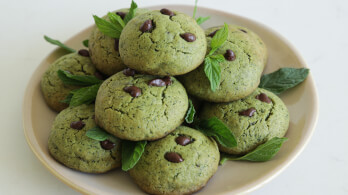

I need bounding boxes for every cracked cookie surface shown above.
[180,24,268,102]
[200,88,289,155]
[40,53,96,112]
[48,104,121,173]
[119,10,206,76]
[129,126,219,195]
[95,71,188,141]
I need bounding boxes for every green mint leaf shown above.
[259,68,310,94]
[60,93,73,104]
[93,15,122,38]
[198,117,237,148]
[122,140,147,171]
[69,84,101,106]
[193,0,198,19]
[57,70,103,86]
[196,16,210,25]
[82,39,89,47]
[86,126,110,141]
[209,23,229,56]
[44,35,76,53]
[124,0,138,24]
[210,54,225,62]
[185,99,196,124]
[204,57,221,91]
[219,137,288,164]
[107,12,125,28]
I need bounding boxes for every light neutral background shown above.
[1,0,347,194]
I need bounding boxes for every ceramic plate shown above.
[22,5,319,194]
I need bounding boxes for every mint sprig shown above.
[86,126,119,144]
[44,35,76,53]
[259,68,310,94]
[82,39,89,47]
[124,0,138,24]
[204,23,229,91]
[57,70,103,86]
[122,140,147,171]
[220,137,288,164]
[185,99,196,124]
[63,84,101,106]
[193,0,210,25]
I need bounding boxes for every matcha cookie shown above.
[89,8,150,76]
[200,88,289,155]
[48,104,121,173]
[95,70,188,141]
[41,52,97,112]
[119,9,207,76]
[180,24,268,102]
[129,126,219,195]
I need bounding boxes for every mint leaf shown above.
[204,57,221,91]
[57,70,103,86]
[60,93,73,104]
[210,54,225,62]
[44,35,76,53]
[93,15,122,38]
[124,0,138,24]
[259,68,310,95]
[185,99,196,124]
[197,117,237,148]
[220,137,288,164]
[69,84,101,106]
[193,0,198,19]
[86,127,110,141]
[122,140,147,171]
[82,39,89,47]
[196,16,210,25]
[209,23,229,56]
[108,12,125,28]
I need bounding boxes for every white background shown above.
[1,0,347,194]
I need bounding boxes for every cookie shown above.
[180,24,268,102]
[88,8,150,76]
[200,88,289,155]
[129,126,219,195]
[40,52,97,112]
[119,9,207,76]
[48,104,121,173]
[95,70,188,141]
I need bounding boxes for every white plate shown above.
[22,5,319,194]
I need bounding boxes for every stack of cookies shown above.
[41,7,289,195]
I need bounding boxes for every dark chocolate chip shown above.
[140,20,153,32]
[148,78,166,87]
[94,71,106,80]
[116,11,126,19]
[208,30,218,37]
[240,29,247,33]
[160,8,175,16]
[114,38,119,51]
[123,86,142,97]
[100,140,116,150]
[224,49,236,61]
[256,93,272,103]
[123,68,136,76]
[239,108,256,117]
[165,152,183,163]
[163,76,172,86]
[78,49,90,57]
[175,136,192,146]
[180,33,196,42]
[70,121,85,130]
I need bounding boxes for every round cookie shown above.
[95,70,188,141]
[129,126,219,195]
[41,52,97,112]
[180,24,268,102]
[119,9,207,76]
[200,88,289,155]
[89,8,150,76]
[48,104,121,173]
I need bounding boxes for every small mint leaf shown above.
[196,16,210,25]
[108,12,125,28]
[44,35,76,53]
[69,84,101,107]
[124,0,138,24]
[86,127,110,141]
[82,39,89,47]
[122,140,147,171]
[93,15,122,38]
[209,23,229,55]
[204,57,221,91]
[57,70,103,86]
[185,99,196,124]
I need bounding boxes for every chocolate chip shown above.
[100,140,116,150]
[94,71,106,80]
[114,39,119,51]
[148,78,166,87]
[123,86,142,97]
[123,68,136,76]
[224,49,236,61]
[180,33,196,42]
[163,76,172,86]
[239,108,256,117]
[256,93,272,103]
[78,49,90,57]
[240,29,247,33]
[116,11,126,19]
[140,20,153,32]
[175,136,192,146]
[208,30,218,37]
[70,121,85,130]
[160,8,175,16]
[165,152,183,163]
